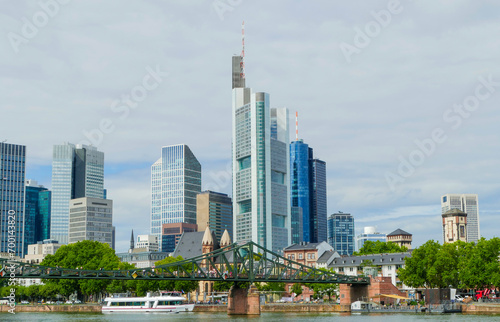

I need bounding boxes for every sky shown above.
[2,0,499,253]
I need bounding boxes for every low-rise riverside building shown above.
[283,241,334,269]
[328,252,411,288]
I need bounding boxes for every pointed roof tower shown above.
[220,229,232,247]
[202,226,214,245]
[128,229,135,253]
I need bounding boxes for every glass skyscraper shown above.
[310,158,327,243]
[0,142,26,257]
[441,194,480,242]
[196,190,233,241]
[327,212,355,256]
[25,180,51,253]
[151,144,201,250]
[50,143,104,244]
[290,140,311,242]
[290,140,327,243]
[232,55,291,254]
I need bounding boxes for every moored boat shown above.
[102,291,195,313]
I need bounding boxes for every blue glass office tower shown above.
[327,212,355,256]
[310,158,327,243]
[290,140,327,243]
[151,144,201,250]
[290,140,311,241]
[25,180,51,253]
[0,142,26,257]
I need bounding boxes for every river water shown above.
[2,312,498,321]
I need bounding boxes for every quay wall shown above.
[462,303,500,314]
[0,304,101,313]
[194,304,350,313]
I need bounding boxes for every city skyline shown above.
[2,2,500,252]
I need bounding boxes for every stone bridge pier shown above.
[227,284,261,315]
[339,283,369,306]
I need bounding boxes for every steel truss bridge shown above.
[0,242,369,285]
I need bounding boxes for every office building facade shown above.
[196,190,233,241]
[290,140,327,244]
[232,54,291,253]
[356,226,387,251]
[161,222,198,253]
[441,194,479,243]
[0,142,26,257]
[25,180,51,252]
[151,144,201,249]
[327,212,355,256]
[50,143,104,244]
[290,206,303,244]
[310,158,327,243]
[68,197,113,247]
[290,140,311,242]
[136,234,159,252]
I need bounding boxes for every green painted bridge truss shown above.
[0,242,369,285]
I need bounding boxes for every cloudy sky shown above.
[2,1,499,252]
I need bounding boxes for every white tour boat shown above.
[102,291,195,313]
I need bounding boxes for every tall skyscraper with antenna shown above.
[290,112,327,244]
[232,22,291,253]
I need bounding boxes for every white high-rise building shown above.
[136,234,159,252]
[441,194,479,243]
[50,143,104,244]
[150,144,201,250]
[231,55,291,254]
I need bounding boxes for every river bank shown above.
[0,304,101,313]
[2,303,500,315]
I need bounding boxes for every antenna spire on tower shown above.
[295,111,299,141]
[241,21,245,79]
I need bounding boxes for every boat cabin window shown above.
[157,300,183,305]
[110,301,146,306]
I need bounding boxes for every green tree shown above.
[398,240,441,288]
[41,240,122,300]
[459,237,500,289]
[291,283,302,298]
[213,280,233,292]
[432,240,467,288]
[354,240,408,255]
[130,256,199,296]
[105,262,136,295]
[40,284,61,300]
[304,283,338,301]
[25,285,42,302]
[255,282,285,293]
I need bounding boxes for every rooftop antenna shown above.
[241,21,245,80]
[295,111,299,141]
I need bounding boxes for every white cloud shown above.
[2,1,499,251]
